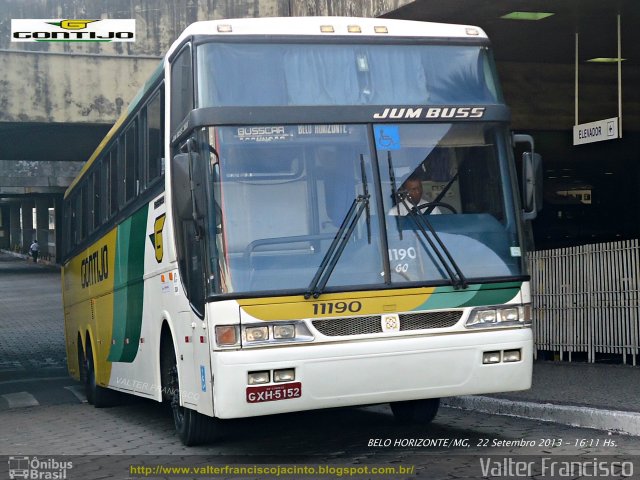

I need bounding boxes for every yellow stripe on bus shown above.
[238,287,435,321]
[63,228,117,385]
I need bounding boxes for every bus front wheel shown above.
[163,346,219,446]
[390,398,440,424]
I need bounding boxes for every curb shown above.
[443,396,640,436]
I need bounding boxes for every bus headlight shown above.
[245,326,269,342]
[466,305,530,329]
[241,322,314,346]
[273,324,295,339]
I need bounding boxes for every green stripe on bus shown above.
[108,205,149,363]
[415,281,522,310]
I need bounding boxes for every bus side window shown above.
[80,184,89,241]
[123,120,139,203]
[146,89,164,185]
[109,148,118,217]
[91,169,101,232]
[170,46,193,132]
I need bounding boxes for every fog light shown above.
[248,371,270,385]
[503,349,521,362]
[483,351,501,364]
[215,325,239,346]
[273,368,295,383]
[246,326,269,342]
[273,324,295,339]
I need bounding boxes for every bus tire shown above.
[84,339,119,408]
[162,341,219,446]
[390,398,440,424]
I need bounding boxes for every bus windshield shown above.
[205,123,522,295]
[196,42,503,107]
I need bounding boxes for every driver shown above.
[389,173,442,216]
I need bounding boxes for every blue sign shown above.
[200,365,207,392]
[374,125,401,150]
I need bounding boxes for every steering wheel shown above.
[416,201,457,214]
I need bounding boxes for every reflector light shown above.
[217,24,232,32]
[374,26,388,34]
[466,27,480,36]
[347,25,362,33]
[215,325,239,346]
[320,25,335,33]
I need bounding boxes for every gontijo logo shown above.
[11,19,135,42]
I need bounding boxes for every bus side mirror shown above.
[173,153,193,220]
[172,152,205,221]
[522,152,543,221]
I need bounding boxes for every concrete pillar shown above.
[9,203,21,251]
[35,197,51,258]
[20,200,35,253]
[54,195,63,264]
[0,206,8,249]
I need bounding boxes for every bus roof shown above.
[169,16,487,57]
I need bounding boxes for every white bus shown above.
[62,16,542,445]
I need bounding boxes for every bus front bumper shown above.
[211,328,533,419]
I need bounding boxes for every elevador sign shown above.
[11,19,135,42]
[573,117,619,146]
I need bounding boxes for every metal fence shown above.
[528,239,640,364]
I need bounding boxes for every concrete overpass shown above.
[1,0,639,260]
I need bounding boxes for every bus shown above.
[62,16,542,446]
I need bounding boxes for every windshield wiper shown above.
[305,161,371,299]
[399,196,468,290]
[359,154,371,244]
[387,152,403,240]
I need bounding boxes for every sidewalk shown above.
[444,360,640,436]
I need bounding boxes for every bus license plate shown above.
[246,382,302,403]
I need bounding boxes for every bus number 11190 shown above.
[312,301,362,316]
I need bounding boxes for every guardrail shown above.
[528,239,640,364]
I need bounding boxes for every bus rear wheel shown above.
[162,345,219,446]
[84,340,119,407]
[390,398,440,424]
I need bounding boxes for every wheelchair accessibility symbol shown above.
[374,125,401,150]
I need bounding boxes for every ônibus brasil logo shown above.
[11,19,135,42]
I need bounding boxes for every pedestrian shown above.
[29,240,40,263]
